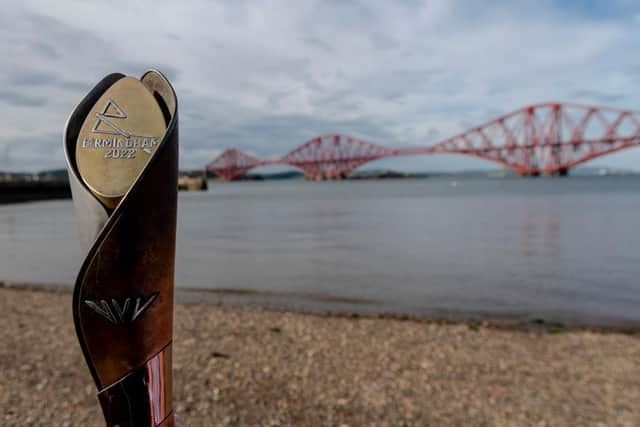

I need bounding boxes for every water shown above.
[1,176,639,325]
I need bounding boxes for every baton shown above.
[64,69,178,426]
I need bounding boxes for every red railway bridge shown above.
[206,102,640,180]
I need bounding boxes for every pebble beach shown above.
[1,285,639,426]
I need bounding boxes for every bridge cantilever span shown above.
[280,134,398,179]
[206,102,640,180]
[205,148,264,181]
[424,102,640,176]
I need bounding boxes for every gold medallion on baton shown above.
[75,76,167,208]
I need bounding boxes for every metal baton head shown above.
[75,76,168,208]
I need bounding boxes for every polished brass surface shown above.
[75,76,167,208]
[65,70,178,426]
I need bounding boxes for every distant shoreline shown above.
[0,180,71,204]
[2,171,638,205]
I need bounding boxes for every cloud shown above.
[0,89,46,107]
[0,0,639,172]
[572,90,625,104]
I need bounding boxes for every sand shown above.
[1,286,639,426]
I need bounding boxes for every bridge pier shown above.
[519,168,569,177]
[547,168,569,177]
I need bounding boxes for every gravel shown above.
[1,287,639,426]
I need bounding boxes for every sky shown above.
[0,0,639,173]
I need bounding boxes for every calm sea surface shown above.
[1,177,639,325]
